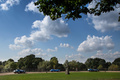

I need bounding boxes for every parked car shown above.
[50,69,60,72]
[13,69,26,74]
[88,69,99,72]
[93,69,99,72]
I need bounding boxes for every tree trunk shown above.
[65,68,70,75]
[64,60,70,75]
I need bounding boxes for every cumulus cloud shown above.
[91,51,120,62]
[18,48,43,55]
[35,52,52,58]
[77,35,114,52]
[87,1,120,32]
[9,44,24,50]
[65,51,120,63]
[33,16,69,37]
[9,16,69,50]
[60,43,73,49]
[25,1,41,14]
[30,16,69,42]
[30,16,69,40]
[9,35,34,50]
[14,36,34,47]
[18,48,52,59]
[66,53,86,62]
[0,0,20,10]
[47,47,58,52]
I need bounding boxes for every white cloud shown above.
[77,35,114,52]
[30,16,69,41]
[9,44,24,50]
[18,48,52,60]
[0,0,20,10]
[9,16,69,50]
[18,48,43,55]
[47,47,58,52]
[65,51,120,63]
[66,53,86,63]
[91,51,120,62]
[87,1,120,32]
[60,43,73,49]
[35,52,52,58]
[14,36,34,47]
[25,1,41,14]
[9,35,34,50]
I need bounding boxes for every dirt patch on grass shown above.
[0,72,14,76]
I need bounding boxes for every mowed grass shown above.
[0,72,120,80]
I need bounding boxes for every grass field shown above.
[0,72,120,80]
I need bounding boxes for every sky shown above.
[0,0,120,63]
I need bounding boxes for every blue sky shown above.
[0,0,120,63]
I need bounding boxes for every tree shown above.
[93,58,106,69]
[2,61,6,66]
[97,65,103,70]
[4,59,14,68]
[57,64,65,71]
[64,60,70,75]
[85,58,94,68]
[85,58,106,69]
[17,58,25,69]
[8,59,14,62]
[90,0,120,17]
[105,62,111,69]
[69,60,79,71]
[108,64,119,71]
[4,59,15,71]
[99,59,106,67]
[112,57,120,67]
[0,65,4,72]
[0,61,2,65]
[0,61,3,72]
[50,57,58,69]
[10,62,17,70]
[17,54,43,71]
[33,58,43,69]
[78,63,87,71]
[37,61,51,72]
[35,0,120,21]
[23,54,39,70]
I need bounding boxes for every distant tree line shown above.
[0,54,120,72]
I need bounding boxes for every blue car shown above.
[13,69,26,74]
[50,69,60,72]
[88,69,99,72]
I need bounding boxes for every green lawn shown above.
[0,72,120,80]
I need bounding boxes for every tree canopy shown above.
[50,57,58,69]
[85,58,106,69]
[112,58,120,66]
[0,54,120,72]
[35,0,120,21]
[17,54,43,70]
